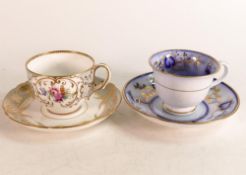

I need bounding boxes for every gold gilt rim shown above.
[26,50,96,77]
[2,82,122,130]
[149,49,222,78]
[122,72,240,125]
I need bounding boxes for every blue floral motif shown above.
[164,56,175,69]
[152,50,220,76]
[205,64,212,75]
[134,82,146,89]
[39,87,47,96]
[219,100,233,110]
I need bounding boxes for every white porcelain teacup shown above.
[149,49,228,115]
[26,50,111,119]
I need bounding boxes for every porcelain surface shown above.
[3,80,121,131]
[26,50,111,117]
[123,72,239,126]
[149,49,229,113]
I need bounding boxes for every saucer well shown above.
[3,81,122,131]
[123,72,240,127]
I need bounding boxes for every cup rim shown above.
[149,49,221,78]
[26,50,95,77]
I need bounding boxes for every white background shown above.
[0,0,246,174]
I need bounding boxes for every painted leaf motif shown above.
[60,85,65,96]
[219,100,233,110]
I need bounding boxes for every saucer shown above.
[3,80,122,131]
[123,72,240,126]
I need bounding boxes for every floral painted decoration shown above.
[134,82,146,90]
[153,51,216,76]
[39,85,71,103]
[205,64,213,75]
[164,55,175,69]
[219,100,233,111]
[31,70,94,109]
[133,77,156,104]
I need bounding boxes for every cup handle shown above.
[92,63,111,92]
[209,61,229,88]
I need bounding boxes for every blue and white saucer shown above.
[123,72,240,126]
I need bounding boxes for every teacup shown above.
[26,50,111,119]
[149,49,228,115]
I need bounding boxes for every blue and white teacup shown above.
[149,49,228,115]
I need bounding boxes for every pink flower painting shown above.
[49,87,64,102]
[39,85,70,103]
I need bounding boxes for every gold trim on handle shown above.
[93,63,111,91]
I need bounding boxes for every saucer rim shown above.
[3,81,122,131]
[122,72,240,125]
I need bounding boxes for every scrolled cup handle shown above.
[209,61,229,88]
[92,63,111,92]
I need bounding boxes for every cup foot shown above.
[41,102,88,120]
[163,104,197,116]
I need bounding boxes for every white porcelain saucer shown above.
[123,72,240,127]
[3,80,122,131]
